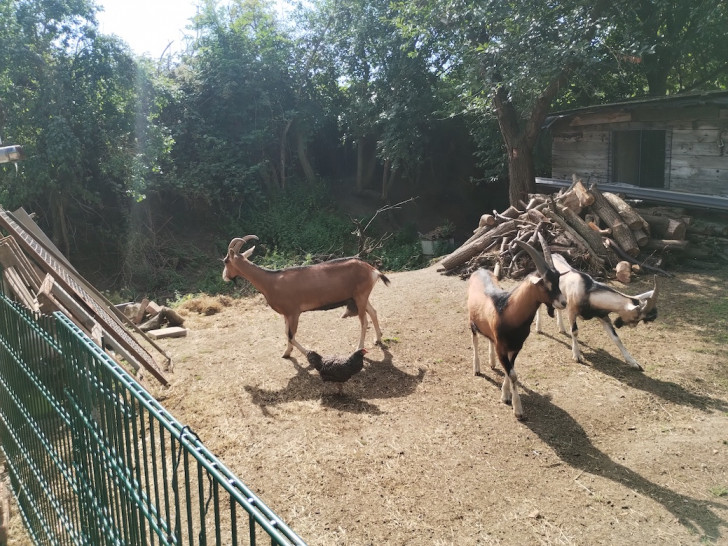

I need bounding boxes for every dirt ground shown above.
[137,261,728,545]
[8,261,728,545]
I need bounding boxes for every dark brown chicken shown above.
[305,348,367,393]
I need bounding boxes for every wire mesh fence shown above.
[0,291,306,545]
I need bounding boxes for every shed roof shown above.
[544,89,728,128]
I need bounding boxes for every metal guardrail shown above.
[535,177,728,212]
[0,290,306,545]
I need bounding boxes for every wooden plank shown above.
[39,274,97,332]
[670,157,727,172]
[569,112,631,126]
[551,169,609,184]
[670,178,728,196]
[134,298,150,324]
[11,207,78,274]
[0,207,169,385]
[3,267,39,311]
[147,327,188,340]
[36,277,98,339]
[553,131,610,143]
[0,237,42,291]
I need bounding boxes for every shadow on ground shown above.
[244,347,425,416]
[520,387,728,542]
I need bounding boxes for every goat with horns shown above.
[222,236,390,358]
[467,240,567,420]
[535,242,658,370]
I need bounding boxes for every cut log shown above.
[587,221,612,236]
[643,239,689,251]
[631,228,649,247]
[526,208,549,224]
[603,192,648,231]
[556,188,583,215]
[641,214,687,240]
[478,214,496,229]
[499,205,523,219]
[440,220,518,270]
[604,239,673,277]
[551,201,607,258]
[588,184,640,257]
[615,261,632,283]
[544,202,606,270]
[572,178,594,207]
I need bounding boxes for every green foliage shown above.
[372,224,426,271]
[243,182,355,256]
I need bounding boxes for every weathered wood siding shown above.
[670,127,726,194]
[551,130,610,184]
[550,103,728,197]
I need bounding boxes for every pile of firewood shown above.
[439,176,691,280]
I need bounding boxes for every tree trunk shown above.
[51,194,70,259]
[381,159,392,201]
[356,137,377,193]
[356,138,365,192]
[493,87,537,206]
[295,129,316,184]
[279,119,293,191]
[505,144,536,207]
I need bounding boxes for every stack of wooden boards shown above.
[118,298,187,340]
[0,206,173,386]
[439,176,717,280]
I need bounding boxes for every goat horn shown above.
[643,275,659,312]
[536,230,554,268]
[228,235,259,254]
[515,240,550,277]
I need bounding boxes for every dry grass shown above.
[177,294,233,316]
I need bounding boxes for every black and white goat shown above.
[535,253,658,370]
[468,241,566,420]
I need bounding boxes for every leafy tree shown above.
[300,0,441,198]
[605,0,728,96]
[396,0,616,206]
[165,0,299,210]
[0,0,161,261]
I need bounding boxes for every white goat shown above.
[222,236,390,358]
[535,253,658,370]
[468,240,567,420]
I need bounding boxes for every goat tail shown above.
[379,272,391,286]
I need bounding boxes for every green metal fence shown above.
[0,292,307,545]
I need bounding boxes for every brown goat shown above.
[467,241,566,420]
[222,236,390,358]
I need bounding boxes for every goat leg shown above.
[598,317,643,370]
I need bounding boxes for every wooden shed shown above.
[544,90,728,200]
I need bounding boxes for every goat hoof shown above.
[514,413,526,421]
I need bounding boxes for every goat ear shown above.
[626,302,640,313]
[242,246,255,259]
[529,275,543,286]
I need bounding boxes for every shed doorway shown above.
[611,129,666,188]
